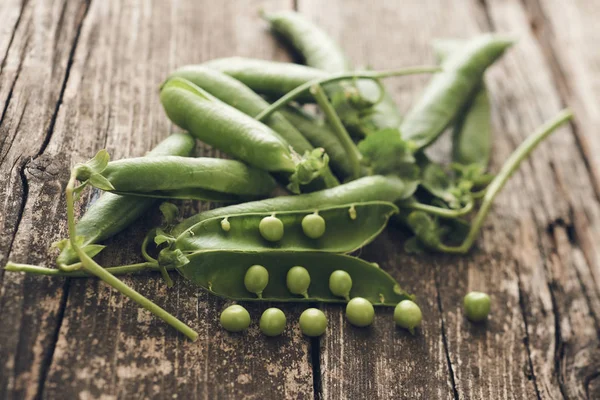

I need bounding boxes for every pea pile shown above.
[5,10,567,341]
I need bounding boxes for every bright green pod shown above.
[171,175,418,237]
[433,39,491,168]
[168,67,339,189]
[262,10,350,73]
[170,66,313,157]
[76,156,277,201]
[401,34,513,149]
[203,57,326,102]
[160,77,295,173]
[173,202,397,254]
[56,133,196,266]
[176,250,412,306]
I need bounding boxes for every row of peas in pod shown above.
[1,8,563,341]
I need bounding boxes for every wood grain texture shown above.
[0,1,90,399]
[300,0,600,399]
[1,0,313,399]
[1,0,600,399]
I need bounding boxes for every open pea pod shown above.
[176,250,412,306]
[174,201,398,253]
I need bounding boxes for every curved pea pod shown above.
[433,39,492,168]
[262,10,350,73]
[401,34,513,149]
[168,66,339,188]
[75,155,278,201]
[174,201,398,253]
[176,250,412,306]
[56,133,196,266]
[278,108,353,179]
[203,57,326,102]
[170,65,314,156]
[452,89,491,168]
[160,77,329,193]
[171,175,419,237]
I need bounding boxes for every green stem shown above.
[438,109,573,254]
[404,199,474,218]
[65,171,198,341]
[5,261,161,277]
[310,84,362,179]
[255,66,441,121]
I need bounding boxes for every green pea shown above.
[329,270,352,300]
[302,213,326,239]
[244,265,269,298]
[221,218,231,232]
[220,305,251,332]
[286,266,311,298]
[259,308,287,336]
[299,308,327,337]
[463,291,491,322]
[394,300,422,334]
[348,205,357,220]
[259,215,284,242]
[345,297,374,327]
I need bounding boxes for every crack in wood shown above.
[515,259,543,400]
[434,267,459,400]
[34,278,71,399]
[0,0,27,97]
[310,337,322,400]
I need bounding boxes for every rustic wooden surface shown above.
[1,0,599,399]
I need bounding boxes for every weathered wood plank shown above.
[301,0,600,399]
[483,1,600,398]
[0,1,90,399]
[23,0,314,399]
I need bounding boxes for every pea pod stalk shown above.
[59,169,198,340]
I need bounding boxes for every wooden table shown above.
[1,1,599,399]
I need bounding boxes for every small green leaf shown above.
[86,149,111,172]
[88,173,116,191]
[358,128,418,177]
[158,248,190,270]
[159,202,179,225]
[288,148,330,193]
[154,228,175,246]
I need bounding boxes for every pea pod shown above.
[160,77,329,193]
[401,34,513,149]
[170,66,313,158]
[56,133,195,266]
[263,10,403,133]
[433,39,492,168]
[173,201,398,253]
[176,250,412,306]
[262,10,350,72]
[168,65,339,188]
[75,155,277,201]
[203,57,325,102]
[172,175,418,237]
